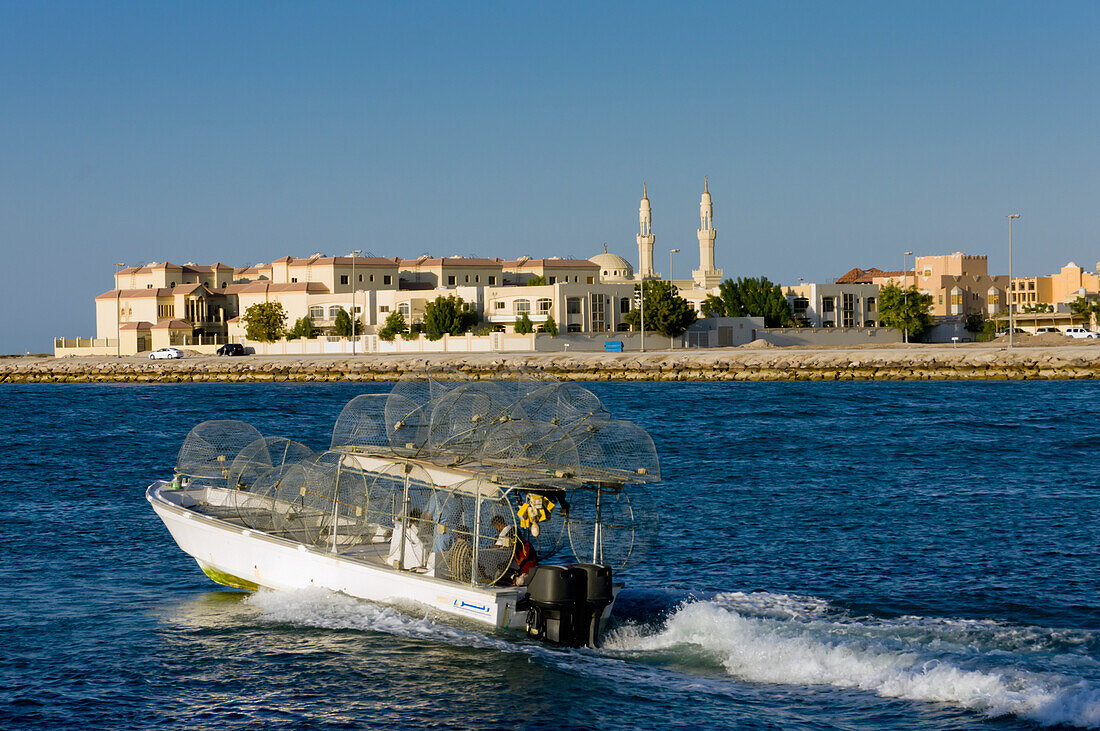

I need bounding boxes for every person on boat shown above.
[386,508,427,570]
[509,531,538,586]
[489,516,538,585]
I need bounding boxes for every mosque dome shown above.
[590,251,635,282]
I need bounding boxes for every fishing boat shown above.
[148,370,659,647]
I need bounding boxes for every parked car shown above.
[1035,327,1060,334]
[1064,327,1099,339]
[148,347,184,360]
[995,328,1027,336]
[216,343,245,356]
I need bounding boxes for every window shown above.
[329,305,343,318]
[603,270,608,276]
[291,277,298,283]
[370,274,375,282]
[590,294,605,332]
[536,298,553,314]
[514,299,531,315]
[383,275,392,285]
[821,297,835,313]
[379,305,390,313]
[220,282,226,288]
[398,303,410,316]
[494,301,505,310]
[1028,281,1035,290]
[842,294,855,327]
[169,281,176,287]
[923,267,932,277]
[340,275,349,285]
[475,275,480,283]
[951,292,963,305]
[447,275,456,286]
[620,297,630,314]
[792,297,809,315]
[574,276,579,283]
[157,304,175,318]
[616,322,630,331]
[465,275,470,283]
[358,274,363,282]
[567,323,582,333]
[987,291,999,305]
[309,306,324,319]
[567,297,581,315]
[865,320,876,327]
[147,284,153,288]
[489,276,497,285]
[938,294,944,304]
[866,296,876,311]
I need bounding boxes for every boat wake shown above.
[605,591,1100,729]
[245,588,1100,729]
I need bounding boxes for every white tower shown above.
[636,183,657,279]
[693,177,723,288]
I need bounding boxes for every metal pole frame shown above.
[1007,214,1019,348]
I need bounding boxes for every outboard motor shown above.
[572,563,614,648]
[518,563,614,648]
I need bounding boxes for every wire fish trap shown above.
[177,420,265,485]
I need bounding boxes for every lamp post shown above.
[669,248,679,349]
[115,262,126,357]
[1006,214,1020,348]
[350,250,362,355]
[902,251,913,343]
[639,278,645,353]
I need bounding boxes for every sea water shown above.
[1,381,1097,730]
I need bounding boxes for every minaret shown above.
[692,177,723,288]
[636,183,656,279]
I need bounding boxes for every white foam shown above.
[605,598,1100,728]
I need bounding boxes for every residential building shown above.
[783,283,881,327]
[1010,261,1100,311]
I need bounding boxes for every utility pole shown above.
[350,250,362,355]
[115,262,126,357]
[902,251,913,343]
[669,248,679,350]
[1006,215,1020,348]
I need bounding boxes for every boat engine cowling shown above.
[519,563,614,648]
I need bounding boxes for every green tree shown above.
[878,283,934,339]
[333,308,364,337]
[377,311,408,341]
[964,311,985,334]
[1022,302,1053,314]
[515,312,534,334]
[543,313,558,336]
[242,302,287,342]
[423,295,478,341]
[1070,296,1096,325]
[701,276,794,327]
[622,280,698,337]
[527,275,547,286]
[285,316,314,340]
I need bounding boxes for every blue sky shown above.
[2,1,1099,353]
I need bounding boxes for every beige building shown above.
[62,182,735,356]
[784,283,881,327]
[848,253,1008,318]
[1010,261,1100,311]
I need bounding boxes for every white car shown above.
[1064,327,1099,339]
[148,347,184,359]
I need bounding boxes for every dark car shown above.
[216,343,245,356]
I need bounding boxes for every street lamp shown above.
[115,262,126,357]
[1006,214,1020,348]
[902,251,914,344]
[350,250,362,355]
[669,248,679,350]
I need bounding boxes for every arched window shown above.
[514,299,531,314]
[398,303,410,316]
[329,305,343,319]
[536,298,552,314]
[309,306,324,319]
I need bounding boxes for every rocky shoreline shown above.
[6,344,1100,382]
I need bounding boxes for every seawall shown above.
[6,345,1100,382]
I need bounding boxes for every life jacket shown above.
[514,537,538,575]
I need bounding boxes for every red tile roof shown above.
[152,319,192,330]
[502,258,599,269]
[835,267,912,284]
[119,321,154,330]
[399,257,505,268]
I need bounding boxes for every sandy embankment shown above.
[5,340,1100,382]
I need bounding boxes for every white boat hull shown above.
[146,481,528,629]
